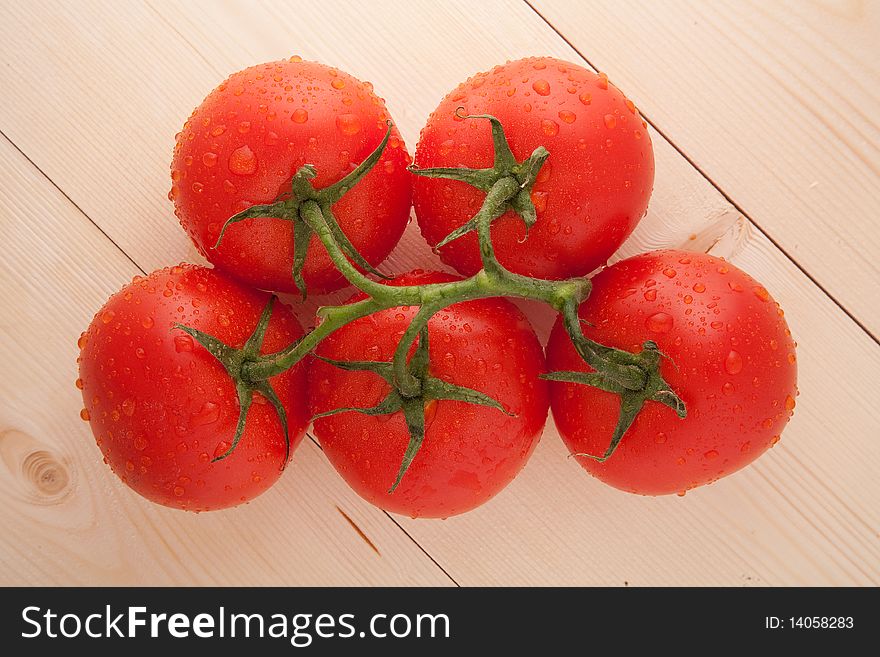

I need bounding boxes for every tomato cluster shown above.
[77,57,797,516]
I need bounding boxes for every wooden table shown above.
[1,0,877,586]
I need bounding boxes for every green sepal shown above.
[409,113,550,248]
[173,296,293,469]
[312,326,512,492]
[210,127,396,296]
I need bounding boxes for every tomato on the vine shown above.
[546,250,797,496]
[309,271,549,518]
[171,58,412,294]
[413,56,653,280]
[77,264,309,511]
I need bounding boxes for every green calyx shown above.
[173,296,292,469]
[408,111,549,250]
[313,326,513,492]
[213,125,395,298]
[541,298,686,462]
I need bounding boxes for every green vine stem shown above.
[179,114,686,485]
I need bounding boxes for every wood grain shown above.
[0,0,876,585]
[529,0,880,335]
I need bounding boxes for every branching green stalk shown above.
[180,114,686,484]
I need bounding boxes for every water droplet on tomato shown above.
[645,312,674,333]
[643,289,657,301]
[541,119,559,137]
[331,78,345,90]
[75,378,84,390]
[101,310,115,324]
[80,408,91,421]
[662,267,676,278]
[122,398,136,417]
[703,449,719,460]
[202,152,217,167]
[596,72,609,89]
[135,347,146,359]
[192,401,220,427]
[174,334,194,352]
[579,92,592,105]
[693,283,706,293]
[264,131,279,146]
[228,145,257,175]
[654,432,667,444]
[532,79,550,95]
[603,113,616,129]
[721,382,735,396]
[769,435,781,447]
[558,110,576,124]
[724,350,743,375]
[291,108,308,124]
[784,394,795,411]
[173,486,185,497]
[753,286,770,302]
[336,113,361,135]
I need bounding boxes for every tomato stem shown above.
[193,113,687,475]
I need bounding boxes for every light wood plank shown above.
[0,136,452,586]
[530,0,880,334]
[0,0,877,585]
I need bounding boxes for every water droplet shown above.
[192,401,220,427]
[80,408,90,421]
[122,398,136,417]
[683,295,693,304]
[264,131,279,146]
[654,432,667,444]
[238,121,251,133]
[126,460,135,472]
[625,98,636,114]
[645,312,673,333]
[662,267,676,278]
[532,79,550,95]
[753,286,770,302]
[721,382,735,396]
[135,347,146,359]
[101,310,115,324]
[541,119,559,137]
[202,152,217,167]
[643,289,657,301]
[787,353,796,364]
[291,108,308,124]
[134,435,147,451]
[558,109,576,124]
[769,435,781,447]
[228,145,257,175]
[596,72,609,89]
[603,113,616,129]
[579,92,592,105]
[336,113,362,135]
[693,283,706,293]
[724,350,743,375]
[704,449,719,460]
[331,78,345,90]
[141,316,155,329]
[210,125,226,137]
[676,490,686,497]
[75,378,84,390]
[173,486,185,497]
[784,395,796,411]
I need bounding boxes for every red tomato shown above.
[309,271,549,518]
[546,251,797,495]
[77,264,309,511]
[171,58,412,294]
[413,56,653,279]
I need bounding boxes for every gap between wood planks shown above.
[523,0,879,347]
[0,127,462,587]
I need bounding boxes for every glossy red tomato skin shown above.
[413,56,653,280]
[171,58,412,294]
[309,271,549,518]
[77,264,309,511]
[546,251,797,496]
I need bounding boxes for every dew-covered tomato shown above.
[546,250,797,496]
[77,264,309,511]
[413,56,653,280]
[309,271,549,518]
[171,58,412,294]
